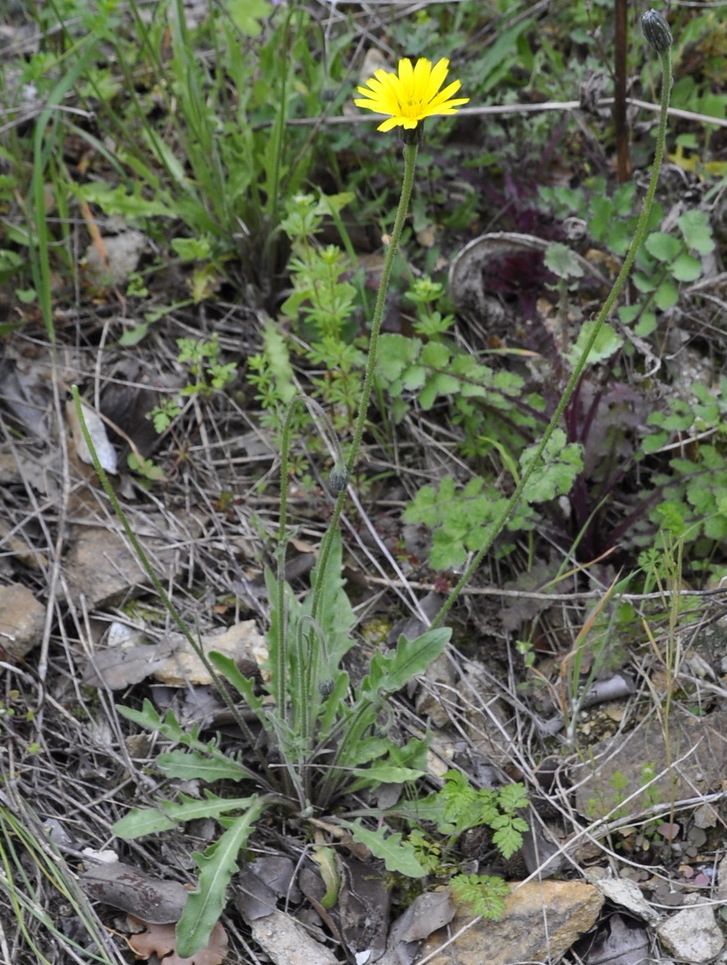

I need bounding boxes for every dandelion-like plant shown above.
[310,56,468,613]
[319,15,674,629]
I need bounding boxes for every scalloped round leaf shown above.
[672,252,702,282]
[644,231,681,262]
[678,209,715,255]
[654,279,678,310]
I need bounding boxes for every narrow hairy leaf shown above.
[208,651,265,716]
[349,765,425,785]
[157,749,252,783]
[305,528,357,669]
[385,793,448,826]
[117,699,179,736]
[112,797,258,838]
[176,798,267,958]
[311,845,340,908]
[318,670,351,733]
[111,808,177,837]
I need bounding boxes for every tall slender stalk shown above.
[311,141,419,623]
[433,18,673,628]
[614,0,630,181]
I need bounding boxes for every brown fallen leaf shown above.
[83,619,267,690]
[337,854,390,962]
[388,887,456,956]
[126,915,228,965]
[82,642,173,689]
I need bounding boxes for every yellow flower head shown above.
[354,57,469,133]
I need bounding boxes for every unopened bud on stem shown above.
[329,465,349,495]
[642,9,672,52]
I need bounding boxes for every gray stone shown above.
[0,582,44,660]
[657,902,725,963]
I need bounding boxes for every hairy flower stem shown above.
[311,141,419,623]
[276,395,344,714]
[433,40,673,629]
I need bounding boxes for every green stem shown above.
[433,44,672,629]
[348,142,419,475]
[311,140,419,622]
[274,394,345,714]
[274,395,296,712]
[266,8,292,228]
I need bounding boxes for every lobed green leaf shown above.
[346,821,427,878]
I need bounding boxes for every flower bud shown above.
[642,9,672,52]
[329,465,349,494]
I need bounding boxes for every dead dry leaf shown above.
[83,620,267,690]
[389,888,456,944]
[338,854,390,963]
[67,399,118,474]
[83,642,174,689]
[585,912,650,965]
[0,353,52,438]
[388,888,456,965]
[236,855,298,921]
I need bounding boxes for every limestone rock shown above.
[419,879,604,965]
[657,902,725,963]
[0,582,45,660]
[63,510,203,609]
[250,908,339,965]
